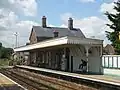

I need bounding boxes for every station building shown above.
[14,16,103,74]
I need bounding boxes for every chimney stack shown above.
[42,16,47,28]
[68,17,73,30]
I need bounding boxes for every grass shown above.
[0,59,10,67]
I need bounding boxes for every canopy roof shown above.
[14,36,103,52]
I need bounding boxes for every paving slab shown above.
[0,73,26,90]
[17,65,120,87]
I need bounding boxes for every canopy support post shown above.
[84,45,91,73]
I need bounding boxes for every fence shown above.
[102,55,120,69]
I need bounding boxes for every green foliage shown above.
[0,42,13,59]
[105,1,120,54]
[0,42,2,48]
[0,59,9,66]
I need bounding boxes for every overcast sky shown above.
[0,0,116,48]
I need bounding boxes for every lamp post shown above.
[14,32,18,48]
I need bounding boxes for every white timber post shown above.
[84,45,91,73]
[100,45,103,74]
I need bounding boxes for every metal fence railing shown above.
[102,55,120,69]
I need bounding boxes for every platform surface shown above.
[0,73,25,90]
[17,65,120,87]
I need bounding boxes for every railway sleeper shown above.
[11,68,96,90]
[1,70,51,90]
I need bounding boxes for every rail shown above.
[16,65,120,90]
[0,68,95,90]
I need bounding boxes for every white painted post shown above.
[84,45,91,73]
[86,47,89,73]
[100,45,103,74]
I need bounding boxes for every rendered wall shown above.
[70,45,103,74]
[88,47,103,74]
[104,68,120,76]
[69,45,86,72]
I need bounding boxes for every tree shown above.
[105,1,120,54]
[0,42,13,59]
[0,42,2,58]
[1,48,13,59]
[0,42,2,48]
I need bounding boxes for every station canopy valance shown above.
[14,36,103,52]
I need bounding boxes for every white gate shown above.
[102,55,120,69]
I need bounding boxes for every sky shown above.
[0,0,117,48]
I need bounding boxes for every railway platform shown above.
[16,65,120,90]
[0,73,25,90]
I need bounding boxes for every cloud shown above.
[100,1,116,14]
[0,9,39,48]
[0,0,38,47]
[0,0,37,16]
[79,0,95,3]
[61,13,73,20]
[60,13,112,46]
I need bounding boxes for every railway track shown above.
[0,69,52,90]
[0,68,96,90]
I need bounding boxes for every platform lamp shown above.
[14,32,18,48]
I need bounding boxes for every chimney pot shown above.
[68,17,73,30]
[42,16,47,28]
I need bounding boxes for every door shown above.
[71,56,73,72]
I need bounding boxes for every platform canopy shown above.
[14,36,103,52]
